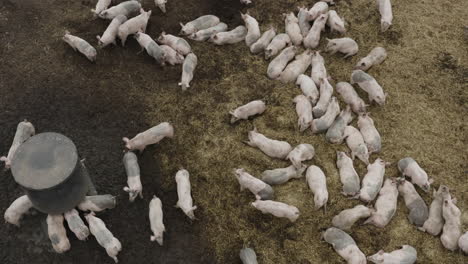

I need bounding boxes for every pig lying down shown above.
[336,82,367,114]
[293,95,313,132]
[441,195,462,251]
[306,165,328,211]
[279,50,312,83]
[336,151,360,197]
[135,32,166,66]
[267,46,297,79]
[311,96,341,134]
[326,106,353,144]
[250,27,276,54]
[245,127,293,159]
[284,12,302,46]
[298,6,311,37]
[310,51,328,87]
[397,178,429,227]
[64,209,90,241]
[160,45,184,65]
[354,47,387,71]
[4,195,33,227]
[323,227,366,264]
[359,158,388,202]
[235,168,274,200]
[265,33,291,60]
[343,125,369,165]
[296,74,319,104]
[118,9,152,46]
[1,120,35,169]
[86,212,122,263]
[357,113,381,154]
[188,23,228,41]
[459,232,468,254]
[368,245,417,264]
[364,178,398,228]
[419,185,450,236]
[180,15,220,36]
[122,151,143,202]
[287,143,315,169]
[398,157,432,192]
[304,13,328,49]
[241,13,261,47]
[229,100,266,124]
[209,26,247,45]
[123,122,174,152]
[179,53,198,90]
[47,214,71,253]
[332,205,373,231]
[175,169,197,220]
[63,31,97,62]
[351,70,387,106]
[157,32,192,55]
[149,195,165,245]
[251,200,300,222]
[99,1,142,20]
[261,165,306,185]
[240,247,258,264]
[312,78,333,118]
[97,15,128,48]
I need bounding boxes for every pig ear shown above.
[179,22,185,28]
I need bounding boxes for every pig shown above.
[377,0,393,32]
[250,27,276,54]
[154,0,167,13]
[354,47,387,71]
[261,165,307,185]
[97,15,128,48]
[241,13,261,47]
[85,212,122,263]
[47,214,71,253]
[235,168,274,200]
[160,45,184,65]
[98,1,142,20]
[244,127,293,159]
[336,82,367,114]
[364,178,398,228]
[367,245,417,264]
[64,209,90,241]
[240,0,252,4]
[188,23,228,41]
[175,169,197,220]
[357,113,381,154]
[118,9,152,46]
[122,152,142,202]
[327,10,346,34]
[209,26,247,45]
[230,100,266,124]
[308,1,329,20]
[336,151,360,197]
[92,0,111,17]
[304,13,328,49]
[279,50,312,83]
[397,157,432,192]
[240,248,258,264]
[326,106,354,144]
[77,194,117,212]
[397,178,429,227]
[180,15,220,36]
[284,12,302,46]
[306,165,328,210]
[1,120,35,169]
[267,46,297,79]
[332,205,373,231]
[157,32,191,55]
[325,38,358,58]
[419,185,450,236]
[440,197,462,251]
[287,143,315,168]
[63,31,97,62]
[343,125,369,165]
[123,122,174,152]
[134,32,166,66]
[4,195,33,227]
[310,51,328,86]
[179,53,198,90]
[251,200,300,222]
[311,96,340,134]
[359,158,388,202]
[459,232,468,254]
[351,70,386,106]
[323,227,367,264]
[298,6,311,37]
[293,95,313,132]
[312,78,333,118]
[149,195,165,245]
[296,74,319,104]
[265,33,291,60]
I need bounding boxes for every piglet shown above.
[279,50,312,83]
[175,169,197,220]
[287,144,315,169]
[360,158,388,202]
[92,0,111,17]
[312,78,333,118]
[267,46,297,79]
[261,165,307,185]
[4,195,33,227]
[397,157,432,192]
[64,209,90,241]
[78,194,117,212]
[154,0,168,13]
[323,227,367,264]
[354,47,387,71]
[180,15,220,36]
[325,38,358,58]
[336,82,367,114]
[209,26,247,45]
[368,245,417,264]
[336,152,360,197]
[311,96,340,134]
[459,232,468,254]
[118,9,152,46]
[235,168,274,200]
[230,100,266,124]
[251,200,300,222]
[357,113,381,154]
[306,165,328,211]
[265,33,291,60]
[240,248,258,264]
[441,196,462,251]
[310,51,328,86]
[245,127,293,159]
[419,185,450,236]
[47,214,71,253]
[250,27,276,54]
[160,45,184,65]
[188,23,228,41]
[293,95,313,132]
[85,212,122,263]
[122,152,143,202]
[343,125,369,165]
[298,7,311,37]
[377,0,393,32]
[332,205,373,231]
[327,10,346,34]
[149,195,165,245]
[241,13,261,47]
[1,120,35,169]
[397,178,429,227]
[285,12,302,46]
[296,74,319,104]
[157,32,191,55]
[123,122,174,152]
[63,31,97,62]
[179,53,198,91]
[304,13,328,49]
[351,70,386,106]
[308,1,329,20]
[134,32,166,66]
[364,178,398,228]
[99,1,141,20]
[97,15,128,48]
[326,106,353,144]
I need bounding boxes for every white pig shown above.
[250,27,276,54]
[241,13,261,47]
[327,10,346,34]
[458,232,468,254]
[312,78,333,118]
[134,32,166,66]
[360,158,387,202]
[85,212,122,263]
[306,165,328,211]
[323,227,367,264]
[230,100,266,124]
[354,47,387,71]
[1,120,35,169]
[175,169,197,220]
[351,70,387,106]
[154,0,167,13]
[99,1,142,20]
[244,127,293,159]
[308,1,329,20]
[336,151,360,197]
[343,125,369,165]
[123,122,174,152]
[265,33,291,60]
[336,82,367,114]
[325,38,358,58]
[92,0,112,17]
[160,45,184,65]
[4,195,33,227]
[303,13,328,49]
[179,53,198,90]
[326,106,353,144]
[97,15,128,48]
[419,185,450,236]
[261,165,307,185]
[149,195,165,245]
[64,209,90,241]
[397,157,432,192]
[296,74,319,104]
[267,46,297,79]
[332,205,373,231]
[279,50,312,83]
[377,0,393,32]
[209,26,247,45]
[311,96,340,134]
[118,9,152,46]
[364,178,398,228]
[293,95,314,132]
[287,143,315,169]
[157,32,191,55]
[368,245,417,264]
[240,248,258,264]
[357,113,381,154]
[63,31,97,62]
[180,15,220,36]
[441,197,462,251]
[284,12,302,46]
[397,178,429,227]
[122,152,142,202]
[310,51,328,86]
[188,23,228,41]
[78,194,116,212]
[240,0,252,4]
[251,200,300,222]
[47,214,71,253]
[235,168,274,200]
[298,7,311,37]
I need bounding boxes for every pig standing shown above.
[267,46,297,79]
[377,0,393,32]
[458,232,468,254]
[279,50,312,83]
[149,195,165,245]
[118,9,152,46]
[4,195,33,227]
[154,0,167,13]
[157,32,191,55]
[419,185,450,236]
[78,194,117,212]
[85,212,122,263]
[230,100,266,123]
[245,127,293,159]
[298,7,311,37]
[180,15,220,36]
[261,165,307,185]
[397,178,429,227]
[240,248,258,264]
[63,31,97,62]
[293,95,313,132]
[175,169,197,220]
[304,13,328,49]
[123,122,174,152]
[160,45,184,65]
[188,23,228,41]
[327,10,346,34]
[311,96,340,134]
[122,152,143,202]
[265,33,291,60]
[440,197,462,251]
[323,227,367,264]
[332,205,373,231]
[209,26,247,45]
[134,32,166,66]
[354,47,387,71]
[296,74,319,104]
[179,53,198,90]
[97,15,128,48]
[47,214,71,253]
[367,245,417,264]
[235,168,274,200]
[64,209,90,241]
[336,151,360,197]
[251,200,300,222]
[98,1,142,20]
[326,106,353,144]
[241,13,261,47]
[308,1,329,20]
[92,0,112,17]
[397,157,432,192]
[343,125,369,165]
[1,120,35,169]
[336,82,367,114]
[325,38,358,58]
[285,12,302,46]
[250,27,276,54]
[364,178,398,228]
[287,144,315,168]
[312,78,333,118]
[310,51,328,86]
[351,70,386,106]
[359,158,388,202]
[357,113,381,154]
[306,165,328,210]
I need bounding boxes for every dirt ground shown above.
[0,0,467,263]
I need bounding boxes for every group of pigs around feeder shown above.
[2,0,468,263]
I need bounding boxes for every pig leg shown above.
[343,53,353,59]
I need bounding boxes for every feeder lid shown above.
[11,132,78,191]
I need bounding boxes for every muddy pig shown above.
[293,95,313,132]
[398,157,432,192]
[364,178,398,228]
[323,227,367,264]
[63,31,97,62]
[64,209,90,241]
[311,96,340,134]
[306,165,328,211]
[326,106,353,144]
[336,151,360,197]
[397,178,429,227]
[235,168,274,200]
[47,214,71,253]
[261,165,307,185]
[359,158,388,202]
[179,53,198,90]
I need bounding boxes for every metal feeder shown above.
[11,132,92,214]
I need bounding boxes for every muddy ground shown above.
[0,0,467,263]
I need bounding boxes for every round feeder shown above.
[11,132,89,214]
